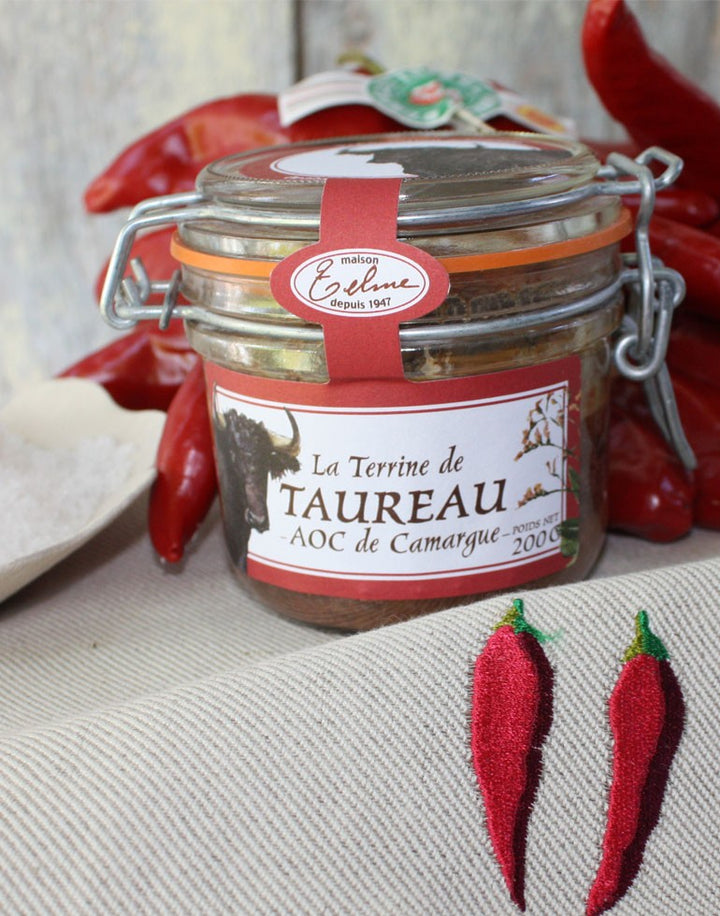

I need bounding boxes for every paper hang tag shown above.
[270,176,450,381]
[367,68,502,129]
[277,66,576,136]
[277,70,371,124]
[490,81,577,136]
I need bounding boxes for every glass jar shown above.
[101,132,687,629]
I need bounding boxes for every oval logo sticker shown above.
[290,247,430,316]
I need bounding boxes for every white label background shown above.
[214,383,571,583]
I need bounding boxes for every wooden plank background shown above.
[2,0,719,407]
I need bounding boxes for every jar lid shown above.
[193,132,602,236]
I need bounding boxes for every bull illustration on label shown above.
[213,407,301,569]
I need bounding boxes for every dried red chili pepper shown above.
[632,216,720,321]
[84,94,289,212]
[607,395,694,543]
[84,93,407,214]
[705,219,720,239]
[664,370,720,529]
[610,369,720,532]
[581,138,640,163]
[669,370,720,458]
[582,0,720,199]
[58,321,197,411]
[623,188,719,228]
[689,450,720,529]
[285,102,407,142]
[148,360,217,563]
[586,611,684,916]
[667,312,720,389]
[470,598,554,911]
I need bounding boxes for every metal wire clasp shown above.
[97,144,695,468]
[99,190,218,331]
[616,258,695,470]
[597,148,695,470]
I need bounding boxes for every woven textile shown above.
[0,500,718,914]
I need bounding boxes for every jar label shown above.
[204,359,581,601]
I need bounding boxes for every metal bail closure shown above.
[615,259,695,470]
[603,149,695,470]
[96,138,695,471]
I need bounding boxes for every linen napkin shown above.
[0,499,716,914]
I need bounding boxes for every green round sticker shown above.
[367,68,502,129]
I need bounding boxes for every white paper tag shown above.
[278,67,576,136]
[277,70,371,126]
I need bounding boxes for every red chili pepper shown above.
[470,598,554,911]
[84,94,289,213]
[621,215,720,322]
[669,369,720,457]
[663,370,720,529]
[586,611,684,916]
[58,321,198,411]
[581,138,641,162]
[285,102,408,143]
[148,360,217,563]
[582,0,720,199]
[578,141,719,227]
[702,217,720,239]
[667,312,720,389]
[688,450,720,529]
[623,188,719,228]
[607,391,694,543]
[84,93,408,214]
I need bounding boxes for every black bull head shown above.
[213,407,301,568]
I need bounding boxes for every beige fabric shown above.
[1,497,719,914]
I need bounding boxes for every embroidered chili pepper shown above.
[586,611,684,916]
[148,360,217,563]
[470,598,554,911]
[582,0,720,199]
[58,321,197,411]
[607,394,694,543]
[84,93,406,214]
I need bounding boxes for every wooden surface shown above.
[2,0,719,407]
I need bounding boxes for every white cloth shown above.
[1,497,718,914]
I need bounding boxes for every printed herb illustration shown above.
[515,388,580,557]
[586,611,685,916]
[470,599,554,911]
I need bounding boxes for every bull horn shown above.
[268,408,300,457]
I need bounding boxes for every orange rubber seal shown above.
[170,209,633,278]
